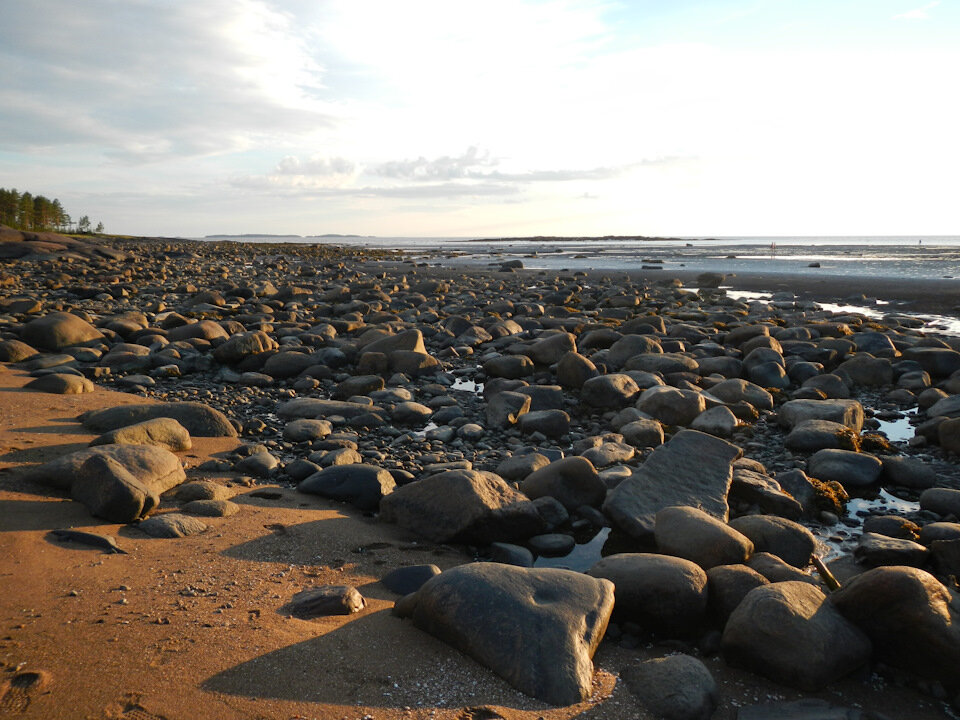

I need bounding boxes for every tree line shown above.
[0,187,103,234]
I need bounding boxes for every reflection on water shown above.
[873,412,916,443]
[533,527,611,572]
[451,377,484,393]
[813,489,921,562]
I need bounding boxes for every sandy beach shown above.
[2,231,960,719]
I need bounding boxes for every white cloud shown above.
[894,1,940,20]
[275,156,356,176]
[0,0,335,161]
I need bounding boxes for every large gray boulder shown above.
[621,654,717,720]
[524,332,576,365]
[587,553,708,636]
[807,449,882,488]
[706,564,769,627]
[404,563,614,705]
[277,397,380,421]
[25,373,94,395]
[635,386,706,426]
[22,312,104,351]
[606,334,662,368]
[603,430,741,540]
[212,330,278,364]
[722,582,871,690]
[728,515,816,568]
[298,464,395,511]
[919,487,960,518]
[580,373,640,407]
[71,454,159,522]
[519,457,606,510]
[89,417,192,452]
[26,444,185,493]
[785,419,859,452]
[778,399,864,432]
[830,566,960,688]
[654,506,753,570]
[380,470,545,544]
[705,378,773,411]
[80,402,236,437]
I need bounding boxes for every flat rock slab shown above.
[81,402,237,437]
[406,562,614,706]
[602,430,741,539]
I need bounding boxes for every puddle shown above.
[451,377,484,393]
[812,488,921,561]
[412,421,438,438]
[533,527,611,572]
[872,411,916,443]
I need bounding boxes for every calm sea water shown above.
[200,234,960,281]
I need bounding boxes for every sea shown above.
[200,235,960,281]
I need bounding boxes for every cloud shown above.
[0,0,334,161]
[373,148,682,184]
[275,156,356,176]
[375,147,497,180]
[229,173,518,199]
[894,1,940,19]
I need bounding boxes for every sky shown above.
[1,0,958,238]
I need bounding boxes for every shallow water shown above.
[533,527,611,572]
[813,489,921,562]
[873,412,916,443]
[450,377,484,393]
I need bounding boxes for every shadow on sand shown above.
[202,607,548,711]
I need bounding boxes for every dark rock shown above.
[728,515,815,568]
[830,566,960,689]
[603,430,741,540]
[407,563,614,705]
[26,444,185,493]
[381,565,442,595]
[520,457,605,510]
[90,418,191,452]
[621,654,717,720]
[24,373,94,394]
[81,402,237,437]
[298,464,395,511]
[778,399,864,432]
[181,499,239,517]
[706,564,769,627]
[807,449,882,488]
[854,532,929,568]
[138,512,208,538]
[722,582,871,690]
[22,311,104,351]
[380,470,544,544]
[587,553,708,636]
[654,506,753,570]
[288,585,365,616]
[71,454,159,522]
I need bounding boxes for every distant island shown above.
[472,235,719,243]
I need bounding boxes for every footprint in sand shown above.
[0,670,51,714]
